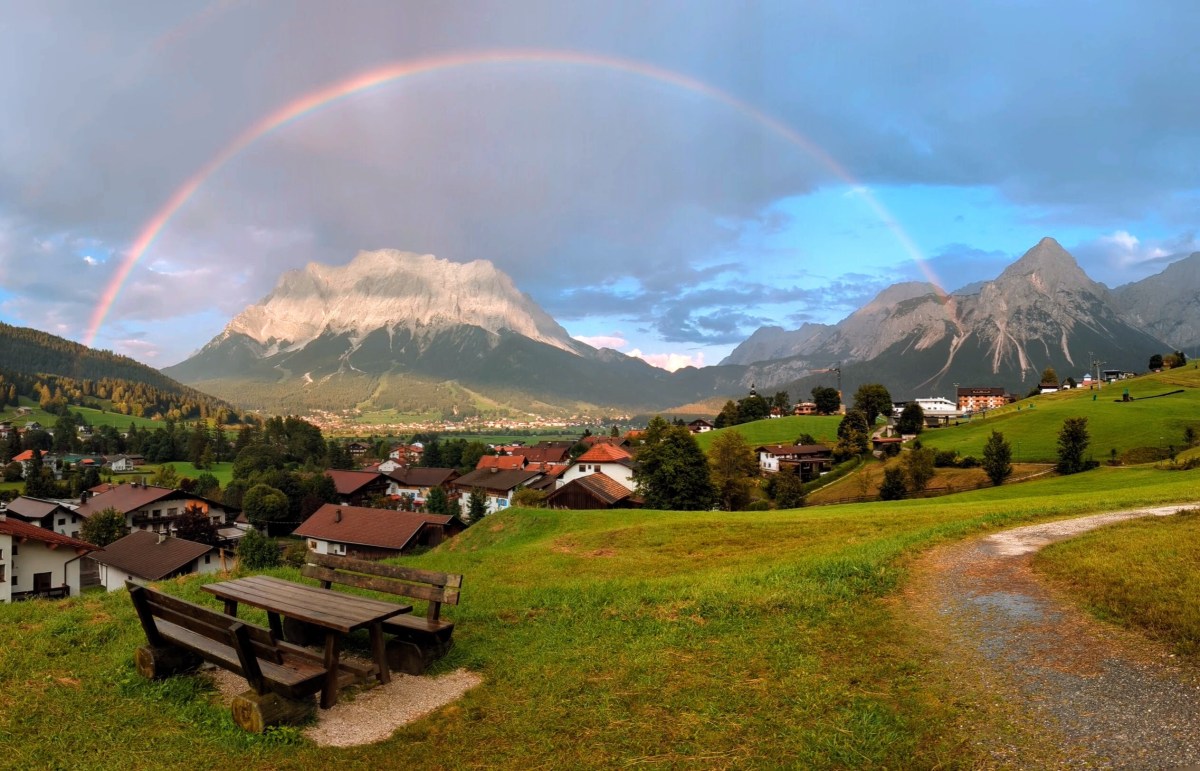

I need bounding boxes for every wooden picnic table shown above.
[203,575,411,708]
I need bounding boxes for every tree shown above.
[982,430,1013,486]
[425,486,450,516]
[467,487,488,521]
[708,431,760,511]
[736,393,770,423]
[832,409,870,460]
[242,483,290,533]
[878,467,907,500]
[511,487,547,508]
[80,506,126,547]
[634,420,715,510]
[771,391,791,414]
[714,400,739,429]
[902,447,936,492]
[1164,351,1186,369]
[896,402,925,435]
[1040,367,1059,386]
[765,471,805,509]
[852,384,893,427]
[794,433,817,445]
[194,472,221,499]
[811,386,841,416]
[1056,417,1091,475]
[173,503,219,546]
[23,449,51,498]
[325,440,353,470]
[150,463,179,488]
[1149,353,1164,370]
[237,528,280,570]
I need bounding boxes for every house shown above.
[11,449,57,479]
[546,472,641,510]
[345,441,369,457]
[75,482,234,536]
[3,496,83,538]
[1039,382,1059,394]
[388,444,424,464]
[755,444,832,480]
[687,419,714,434]
[0,512,100,601]
[296,504,463,560]
[385,467,461,505]
[90,530,228,592]
[106,455,136,472]
[511,444,571,465]
[792,402,818,415]
[558,444,637,491]
[451,468,543,518]
[76,425,93,437]
[375,458,404,474]
[956,387,1009,412]
[324,469,391,506]
[475,454,527,472]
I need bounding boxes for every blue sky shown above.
[1,2,1198,370]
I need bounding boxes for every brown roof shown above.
[5,496,70,522]
[76,484,233,518]
[476,455,526,471]
[295,504,436,552]
[324,469,387,496]
[386,467,460,487]
[453,468,542,493]
[755,444,830,456]
[511,446,570,464]
[90,530,212,580]
[547,472,635,507]
[0,516,99,552]
[577,444,632,463]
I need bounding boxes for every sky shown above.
[2,1,1200,371]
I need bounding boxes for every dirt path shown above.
[907,505,1200,769]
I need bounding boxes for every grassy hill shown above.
[0,396,166,431]
[918,368,1200,462]
[694,415,843,451]
[5,465,1199,767]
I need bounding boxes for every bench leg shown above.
[369,622,390,685]
[320,632,341,709]
[231,690,314,733]
[267,611,283,641]
[134,644,201,680]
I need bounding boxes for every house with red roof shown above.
[0,512,100,602]
[91,530,228,592]
[295,504,462,560]
[324,469,391,506]
[558,444,637,491]
[475,454,527,472]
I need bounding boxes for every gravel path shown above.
[907,505,1200,769]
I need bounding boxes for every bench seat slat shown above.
[302,564,459,605]
[383,615,454,635]
[308,552,462,589]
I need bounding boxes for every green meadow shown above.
[0,397,165,432]
[694,415,843,451]
[3,465,1199,769]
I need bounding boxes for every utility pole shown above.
[1090,353,1104,386]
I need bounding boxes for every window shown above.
[11,543,17,556]
[167,507,177,517]
[204,554,211,564]
[57,518,66,526]
[308,540,317,549]
[152,509,161,518]
[0,564,5,582]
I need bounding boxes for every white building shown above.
[0,513,100,602]
[91,530,228,592]
[558,444,636,491]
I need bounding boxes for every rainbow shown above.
[85,49,937,345]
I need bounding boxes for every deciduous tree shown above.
[634,419,715,510]
[982,430,1013,486]
[852,384,893,427]
[80,506,126,547]
[811,386,841,416]
[878,466,907,500]
[708,430,760,511]
[896,402,925,435]
[902,447,936,492]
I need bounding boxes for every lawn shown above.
[1034,506,1200,659]
[0,397,165,432]
[155,461,235,486]
[2,465,1198,768]
[695,415,843,451]
[917,367,1200,462]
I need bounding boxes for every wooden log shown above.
[386,639,434,675]
[282,617,319,646]
[134,644,201,680]
[230,690,314,733]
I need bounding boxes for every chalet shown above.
[956,387,1009,412]
[345,441,369,457]
[0,513,100,602]
[375,458,404,474]
[687,419,714,434]
[296,504,464,560]
[106,455,136,472]
[75,483,233,536]
[385,467,461,505]
[558,444,636,491]
[476,454,527,472]
[452,468,543,518]
[792,402,817,415]
[324,469,391,506]
[91,531,227,592]
[4,496,82,538]
[76,425,93,437]
[388,444,424,464]
[546,473,641,510]
[11,449,57,479]
[1039,382,1059,394]
[511,444,571,465]
[755,444,832,480]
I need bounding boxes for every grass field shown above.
[917,368,1200,462]
[805,458,1051,504]
[1034,507,1200,659]
[2,465,1198,768]
[154,462,235,486]
[0,397,165,432]
[694,415,843,451]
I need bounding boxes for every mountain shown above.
[1111,251,1200,352]
[0,321,237,421]
[164,250,741,416]
[731,238,1169,400]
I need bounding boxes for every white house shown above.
[91,530,229,592]
[75,483,232,536]
[0,513,100,602]
[451,468,543,518]
[557,444,636,491]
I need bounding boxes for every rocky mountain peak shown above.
[995,237,1100,295]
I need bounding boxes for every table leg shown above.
[369,622,390,685]
[320,632,341,709]
[222,599,238,617]
[267,611,283,640]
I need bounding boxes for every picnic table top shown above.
[203,575,411,634]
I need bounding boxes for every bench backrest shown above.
[127,581,282,693]
[302,551,462,621]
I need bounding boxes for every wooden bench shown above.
[302,552,463,675]
[127,581,364,732]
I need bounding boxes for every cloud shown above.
[628,349,705,372]
[573,333,627,350]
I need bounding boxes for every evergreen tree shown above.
[467,487,488,521]
[982,430,1013,486]
[878,467,907,500]
[425,486,450,516]
[1056,417,1091,474]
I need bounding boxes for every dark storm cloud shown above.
[2,1,1200,361]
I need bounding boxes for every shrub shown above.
[934,449,959,468]
[958,455,980,468]
[238,528,281,570]
[744,500,772,511]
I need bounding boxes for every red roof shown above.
[11,449,47,462]
[512,446,570,464]
[577,444,632,463]
[0,516,99,552]
[476,455,526,471]
[295,504,440,552]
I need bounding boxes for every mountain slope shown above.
[1112,251,1200,352]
